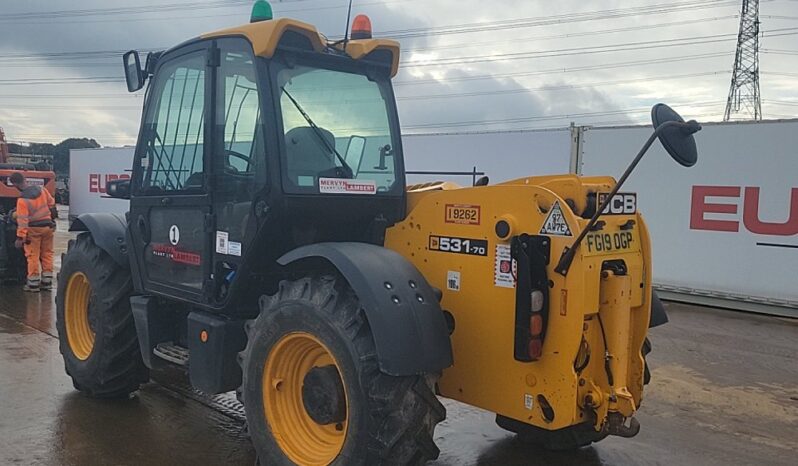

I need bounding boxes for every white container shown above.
[578,119,798,317]
[69,147,134,221]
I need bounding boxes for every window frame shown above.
[132,42,212,197]
[268,51,406,197]
[212,37,270,191]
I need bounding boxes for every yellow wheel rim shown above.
[64,272,94,360]
[263,332,348,466]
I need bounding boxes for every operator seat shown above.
[284,126,337,187]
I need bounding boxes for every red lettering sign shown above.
[89,173,100,193]
[743,187,798,236]
[89,173,131,194]
[690,186,740,232]
[691,185,798,236]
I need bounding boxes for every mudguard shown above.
[278,242,454,377]
[70,213,129,267]
[650,290,669,328]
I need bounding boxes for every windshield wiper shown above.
[281,87,353,178]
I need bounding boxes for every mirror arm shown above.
[554,120,684,276]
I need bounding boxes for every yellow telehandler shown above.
[56,2,699,463]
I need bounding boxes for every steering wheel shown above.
[225,149,251,165]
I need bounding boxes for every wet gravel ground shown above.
[1,210,796,465]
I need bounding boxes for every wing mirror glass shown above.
[651,103,700,167]
[123,50,145,93]
[106,178,131,200]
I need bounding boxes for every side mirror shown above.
[123,50,145,93]
[344,136,366,174]
[651,103,700,167]
[106,178,131,200]
[555,103,701,276]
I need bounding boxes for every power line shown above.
[0,0,421,24]
[0,13,738,65]
[403,15,738,54]
[5,27,790,82]
[395,52,731,86]
[377,0,749,40]
[761,48,798,55]
[0,53,732,95]
[0,69,731,105]
[399,101,725,130]
[0,2,744,62]
[765,99,798,106]
[396,71,729,101]
[400,29,798,68]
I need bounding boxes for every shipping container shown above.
[577,119,798,317]
[69,147,134,221]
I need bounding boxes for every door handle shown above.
[137,215,151,243]
[161,197,172,206]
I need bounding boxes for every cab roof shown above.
[201,18,400,77]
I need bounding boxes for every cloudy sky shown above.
[0,0,796,146]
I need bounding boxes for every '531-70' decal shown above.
[429,235,488,256]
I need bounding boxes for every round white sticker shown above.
[169,225,180,246]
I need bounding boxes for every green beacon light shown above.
[250,0,273,23]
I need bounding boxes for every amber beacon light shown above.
[351,14,372,39]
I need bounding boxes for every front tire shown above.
[55,233,148,398]
[240,275,445,465]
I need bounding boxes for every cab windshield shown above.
[275,63,399,194]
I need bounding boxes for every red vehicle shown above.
[0,127,57,281]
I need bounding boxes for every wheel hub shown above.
[64,271,95,360]
[262,332,349,465]
[302,365,347,425]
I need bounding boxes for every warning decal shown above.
[539,201,572,237]
[494,244,517,288]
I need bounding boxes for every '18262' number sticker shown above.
[445,204,481,225]
[429,235,488,256]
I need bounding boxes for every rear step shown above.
[153,342,189,366]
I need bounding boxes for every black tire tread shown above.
[241,275,445,465]
[55,232,147,398]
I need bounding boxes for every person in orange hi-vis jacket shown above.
[10,172,57,292]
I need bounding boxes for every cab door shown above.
[128,42,214,301]
[208,37,270,303]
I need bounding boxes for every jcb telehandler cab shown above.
[57,2,699,464]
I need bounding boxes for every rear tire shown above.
[240,275,445,465]
[55,233,148,398]
[496,415,608,451]
[643,337,652,385]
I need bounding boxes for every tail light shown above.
[512,235,550,362]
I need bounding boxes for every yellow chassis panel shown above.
[385,175,652,431]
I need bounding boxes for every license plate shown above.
[584,230,638,256]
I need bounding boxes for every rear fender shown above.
[69,213,129,267]
[278,242,454,376]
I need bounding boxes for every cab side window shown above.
[212,39,265,262]
[138,53,206,193]
[216,40,264,183]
